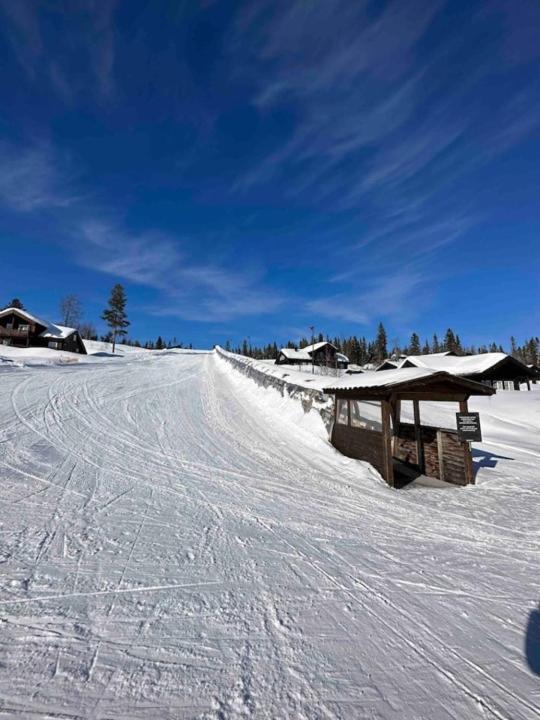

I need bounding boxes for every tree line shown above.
[226,322,540,367]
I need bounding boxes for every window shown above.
[48,341,59,349]
[336,398,349,425]
[350,400,382,431]
[19,324,29,331]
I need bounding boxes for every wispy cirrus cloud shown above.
[0,0,118,101]
[0,141,285,325]
[79,221,286,323]
[0,143,78,212]
[225,0,540,328]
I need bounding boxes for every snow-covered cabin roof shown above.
[399,352,519,375]
[376,359,398,371]
[323,367,495,397]
[40,324,77,340]
[335,352,350,363]
[302,341,336,354]
[278,347,311,361]
[0,306,49,328]
[0,307,77,340]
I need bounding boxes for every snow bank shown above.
[83,339,149,356]
[215,346,334,432]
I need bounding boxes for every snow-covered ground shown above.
[0,340,148,369]
[0,350,538,718]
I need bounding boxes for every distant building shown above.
[276,341,349,369]
[0,307,87,354]
[383,352,536,390]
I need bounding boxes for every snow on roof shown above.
[0,307,77,340]
[335,352,350,363]
[0,306,48,328]
[39,324,77,340]
[345,364,364,373]
[324,367,441,391]
[399,352,516,375]
[302,341,335,354]
[279,348,311,361]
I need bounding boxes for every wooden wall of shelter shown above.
[325,372,495,488]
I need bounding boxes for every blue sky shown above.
[1,0,539,349]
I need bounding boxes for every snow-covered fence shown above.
[214,346,334,431]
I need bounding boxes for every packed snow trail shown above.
[0,351,538,719]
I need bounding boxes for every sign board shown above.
[456,412,482,442]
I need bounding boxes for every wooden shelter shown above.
[324,368,495,488]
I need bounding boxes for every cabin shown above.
[397,352,536,390]
[276,342,349,369]
[324,368,495,488]
[0,307,87,354]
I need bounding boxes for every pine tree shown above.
[101,284,130,353]
[409,332,421,355]
[375,322,387,363]
[432,334,440,353]
[5,297,24,310]
[156,336,164,350]
[444,328,457,353]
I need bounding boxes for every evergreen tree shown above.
[443,328,457,353]
[101,284,130,353]
[422,339,431,354]
[432,333,440,353]
[156,336,164,350]
[409,332,421,355]
[374,322,387,363]
[5,297,24,310]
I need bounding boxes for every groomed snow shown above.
[0,350,538,718]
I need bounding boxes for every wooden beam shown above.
[390,396,401,456]
[381,400,394,487]
[412,400,425,474]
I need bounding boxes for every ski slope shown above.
[0,351,538,719]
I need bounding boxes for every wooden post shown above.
[412,400,425,474]
[381,400,394,487]
[436,430,445,482]
[391,397,401,455]
[459,399,475,485]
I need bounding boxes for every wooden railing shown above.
[0,326,30,338]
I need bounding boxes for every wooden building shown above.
[0,307,87,354]
[391,352,536,390]
[276,341,349,369]
[324,368,495,488]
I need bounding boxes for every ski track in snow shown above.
[0,351,538,719]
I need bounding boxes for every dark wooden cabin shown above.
[324,368,495,488]
[276,341,349,369]
[0,307,87,354]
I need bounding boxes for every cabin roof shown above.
[323,367,495,398]
[399,352,534,377]
[279,347,311,361]
[302,341,336,354]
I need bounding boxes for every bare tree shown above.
[78,322,97,340]
[59,295,82,328]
